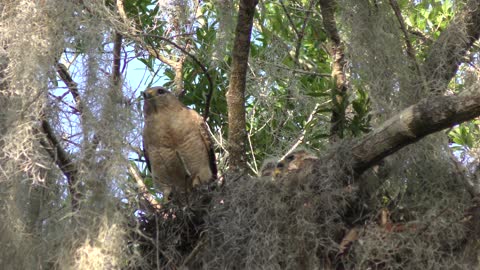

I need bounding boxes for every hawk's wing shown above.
[142,139,152,173]
[194,111,218,179]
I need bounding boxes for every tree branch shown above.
[226,0,258,173]
[351,93,480,176]
[294,0,315,62]
[56,63,82,112]
[112,31,122,92]
[279,0,299,38]
[128,163,162,211]
[40,120,81,211]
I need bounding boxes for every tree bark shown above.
[351,93,480,176]
[319,0,348,143]
[112,31,122,94]
[226,0,258,173]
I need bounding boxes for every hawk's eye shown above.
[285,155,295,161]
[157,88,167,95]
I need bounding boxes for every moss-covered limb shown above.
[422,0,480,94]
[40,120,81,211]
[389,0,425,91]
[226,0,258,173]
[351,93,480,176]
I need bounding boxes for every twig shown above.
[294,0,315,61]
[247,102,259,174]
[279,0,300,37]
[128,163,162,211]
[205,122,228,153]
[414,207,450,236]
[247,133,258,174]
[389,0,427,94]
[48,92,80,114]
[281,103,319,160]
[257,60,331,77]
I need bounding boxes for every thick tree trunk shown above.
[319,0,348,143]
[226,0,258,173]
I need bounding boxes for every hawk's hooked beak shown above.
[273,161,285,177]
[142,90,158,113]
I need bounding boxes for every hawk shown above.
[274,149,319,178]
[142,86,217,199]
[259,159,278,178]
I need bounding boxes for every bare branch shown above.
[294,0,315,61]
[279,0,300,38]
[281,103,319,160]
[128,163,162,211]
[56,63,82,111]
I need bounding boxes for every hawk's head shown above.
[142,86,182,115]
[274,149,319,177]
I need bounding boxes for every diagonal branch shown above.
[40,120,81,211]
[351,93,480,176]
[279,0,300,38]
[294,0,315,61]
[128,163,162,211]
[56,63,82,111]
